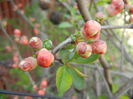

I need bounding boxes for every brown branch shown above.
[0,22,35,86]
[75,0,113,95]
[76,0,91,21]
[102,24,133,29]
[99,55,112,90]
[113,78,133,98]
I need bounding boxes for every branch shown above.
[102,24,133,29]
[95,64,113,98]
[0,90,69,99]
[99,55,112,90]
[75,0,113,95]
[52,37,72,54]
[0,22,35,86]
[75,0,91,21]
[113,78,133,98]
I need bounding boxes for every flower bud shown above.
[82,20,101,41]
[14,29,21,37]
[37,48,54,68]
[107,0,124,16]
[76,42,92,58]
[91,40,107,54]
[20,35,28,45]
[29,37,42,49]
[38,89,45,96]
[19,57,37,72]
[40,79,48,88]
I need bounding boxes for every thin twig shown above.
[0,22,35,86]
[0,90,69,99]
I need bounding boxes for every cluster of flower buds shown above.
[19,37,54,72]
[76,20,107,58]
[126,1,133,23]
[13,29,29,45]
[107,0,124,16]
[95,12,105,24]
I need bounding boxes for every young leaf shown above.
[58,22,73,28]
[66,66,84,90]
[112,83,118,93]
[59,49,75,63]
[120,96,130,99]
[71,54,100,64]
[56,66,72,93]
[43,40,52,49]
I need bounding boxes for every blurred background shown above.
[0,0,133,99]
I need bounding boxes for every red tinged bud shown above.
[14,37,20,43]
[82,20,101,41]
[19,57,37,72]
[40,79,48,88]
[91,40,107,55]
[107,0,124,16]
[38,89,45,96]
[76,42,92,58]
[95,12,104,24]
[12,64,18,68]
[5,45,11,52]
[13,55,19,63]
[33,28,39,35]
[24,96,32,99]
[129,6,133,14]
[37,48,54,68]
[29,37,43,49]
[33,85,38,91]
[130,16,133,23]
[20,35,28,45]
[14,29,21,37]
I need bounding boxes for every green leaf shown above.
[96,0,110,5]
[71,54,100,64]
[120,96,130,99]
[58,22,73,28]
[59,49,75,63]
[112,83,118,93]
[56,66,72,93]
[66,66,84,90]
[98,95,106,99]
[43,40,52,49]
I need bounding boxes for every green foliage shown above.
[71,53,100,64]
[43,40,53,49]
[56,66,72,93]
[59,49,75,63]
[120,96,130,99]
[58,22,73,28]
[112,83,118,93]
[98,95,107,99]
[96,0,110,5]
[66,66,84,90]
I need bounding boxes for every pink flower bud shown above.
[107,0,124,16]
[19,57,37,72]
[13,55,19,63]
[5,45,11,52]
[76,42,92,58]
[91,40,107,55]
[29,37,42,49]
[14,29,21,37]
[37,48,54,68]
[20,35,28,45]
[82,20,101,40]
[24,96,32,99]
[33,28,39,35]
[12,64,18,68]
[38,89,45,96]
[40,79,48,88]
